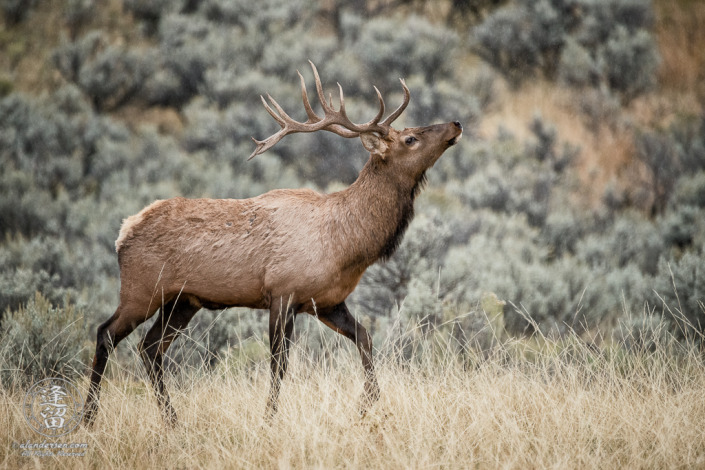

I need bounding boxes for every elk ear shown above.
[360,132,389,159]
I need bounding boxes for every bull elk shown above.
[82,61,462,426]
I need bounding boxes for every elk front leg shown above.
[266,297,296,419]
[139,298,199,426]
[316,302,379,415]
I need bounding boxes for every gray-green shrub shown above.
[0,293,88,388]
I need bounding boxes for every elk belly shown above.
[265,262,366,313]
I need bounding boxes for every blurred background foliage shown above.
[1,0,704,379]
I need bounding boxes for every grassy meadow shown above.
[3,316,705,469]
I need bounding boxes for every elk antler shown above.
[249,61,410,160]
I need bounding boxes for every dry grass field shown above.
[2,321,705,469]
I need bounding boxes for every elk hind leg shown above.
[316,302,379,415]
[266,298,296,419]
[139,297,200,426]
[83,300,157,426]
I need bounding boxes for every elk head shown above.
[249,61,462,183]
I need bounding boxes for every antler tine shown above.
[357,86,385,130]
[298,70,320,123]
[307,62,359,138]
[248,95,301,160]
[336,82,387,135]
[309,61,332,114]
[337,83,345,114]
[307,60,384,136]
[261,95,286,127]
[380,78,410,127]
[266,94,296,123]
[249,132,284,160]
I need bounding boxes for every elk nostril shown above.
[453,121,462,129]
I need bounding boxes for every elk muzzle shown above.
[448,121,463,146]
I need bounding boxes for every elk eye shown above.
[405,136,417,146]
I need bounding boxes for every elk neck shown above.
[327,156,425,269]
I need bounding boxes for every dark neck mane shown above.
[377,172,426,261]
[337,158,427,265]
